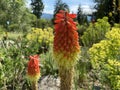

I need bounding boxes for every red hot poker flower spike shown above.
[53,10,80,69]
[27,55,40,82]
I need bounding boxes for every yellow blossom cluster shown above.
[81,17,110,47]
[89,27,120,89]
[26,27,54,46]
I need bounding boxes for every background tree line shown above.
[0,0,119,32]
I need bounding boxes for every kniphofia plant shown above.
[53,10,80,90]
[27,55,40,90]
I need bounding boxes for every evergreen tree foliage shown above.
[77,5,88,25]
[31,0,44,18]
[94,0,120,24]
[54,0,69,13]
[53,0,69,19]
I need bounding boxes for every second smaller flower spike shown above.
[27,55,40,82]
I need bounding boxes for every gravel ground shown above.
[38,76,60,90]
[37,75,106,90]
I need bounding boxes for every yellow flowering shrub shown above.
[89,28,120,89]
[26,27,54,46]
[81,17,110,47]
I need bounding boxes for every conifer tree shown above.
[31,0,44,18]
[94,0,120,24]
[77,5,88,25]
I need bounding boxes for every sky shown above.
[27,0,96,14]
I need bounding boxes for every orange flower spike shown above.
[27,55,40,82]
[53,10,80,69]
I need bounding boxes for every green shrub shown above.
[74,47,91,89]
[77,24,88,45]
[81,17,110,47]
[0,35,43,89]
[32,19,53,29]
[0,41,28,89]
[26,27,54,54]
[0,25,4,33]
[89,27,120,89]
[114,23,120,28]
[40,47,58,77]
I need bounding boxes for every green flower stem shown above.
[31,81,38,90]
[59,67,74,90]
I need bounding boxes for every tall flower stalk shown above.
[53,10,80,90]
[27,55,40,90]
